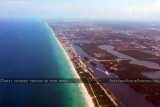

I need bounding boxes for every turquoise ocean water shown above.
[0,19,86,107]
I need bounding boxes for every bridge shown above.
[90,58,129,62]
[89,57,160,62]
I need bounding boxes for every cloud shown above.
[121,0,160,20]
[0,0,160,21]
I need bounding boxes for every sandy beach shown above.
[54,35,95,107]
[47,24,95,107]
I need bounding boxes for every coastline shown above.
[46,23,95,107]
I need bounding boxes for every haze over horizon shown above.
[1,0,160,21]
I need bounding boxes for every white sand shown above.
[54,35,95,107]
[46,23,94,107]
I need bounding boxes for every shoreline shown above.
[46,23,95,107]
[55,36,95,107]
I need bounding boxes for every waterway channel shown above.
[73,44,155,107]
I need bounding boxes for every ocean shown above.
[0,19,86,107]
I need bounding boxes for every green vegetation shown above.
[79,43,117,60]
[118,50,160,64]
[73,61,118,107]
[79,43,160,106]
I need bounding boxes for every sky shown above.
[0,0,160,21]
